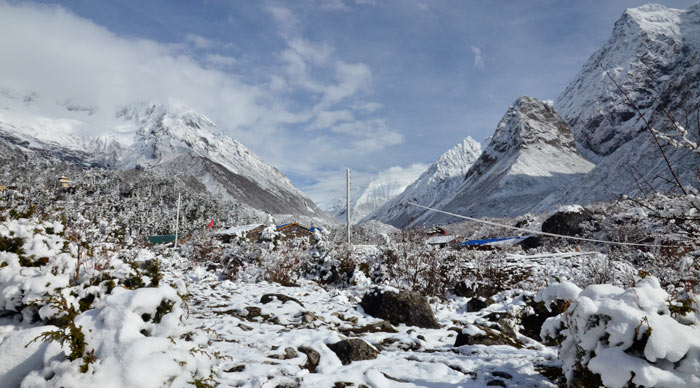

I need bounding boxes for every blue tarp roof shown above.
[461,236,529,246]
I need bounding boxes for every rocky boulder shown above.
[298,346,320,372]
[454,324,523,348]
[360,288,440,329]
[260,293,304,307]
[541,207,593,237]
[327,338,378,365]
[520,296,570,341]
[466,297,493,312]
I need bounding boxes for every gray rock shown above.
[467,297,492,312]
[298,346,320,372]
[454,324,523,348]
[492,371,513,380]
[327,338,379,365]
[339,320,398,335]
[541,208,593,237]
[260,293,304,307]
[360,288,440,329]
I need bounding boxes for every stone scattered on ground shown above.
[297,346,320,373]
[260,293,305,307]
[454,324,524,348]
[359,287,440,329]
[327,338,379,365]
[339,320,398,335]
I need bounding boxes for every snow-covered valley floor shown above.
[176,260,559,388]
[2,192,699,388]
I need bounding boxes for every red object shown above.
[207,219,214,229]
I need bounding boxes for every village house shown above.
[58,175,72,189]
[275,222,321,240]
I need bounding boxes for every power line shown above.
[407,202,681,248]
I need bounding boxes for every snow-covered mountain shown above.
[371,3,700,227]
[0,93,325,218]
[549,3,700,204]
[409,96,593,226]
[326,165,427,224]
[368,137,482,227]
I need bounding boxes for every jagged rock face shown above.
[367,137,481,227]
[413,97,593,225]
[547,3,700,206]
[557,3,700,157]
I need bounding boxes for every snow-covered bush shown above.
[0,217,215,387]
[540,277,700,388]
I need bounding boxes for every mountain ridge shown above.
[0,95,326,219]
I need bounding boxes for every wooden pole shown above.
[174,192,181,249]
[346,169,351,244]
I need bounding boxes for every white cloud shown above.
[319,0,350,11]
[310,109,355,130]
[471,45,485,70]
[265,4,301,38]
[0,3,268,135]
[185,33,215,50]
[204,53,237,67]
[355,0,377,5]
[0,2,405,207]
[331,119,403,152]
[351,101,382,113]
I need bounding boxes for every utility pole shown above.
[346,168,351,244]
[174,192,181,249]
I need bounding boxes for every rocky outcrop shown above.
[298,346,320,372]
[260,293,304,307]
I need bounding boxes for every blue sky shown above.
[2,0,698,207]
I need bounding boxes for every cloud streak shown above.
[471,45,485,70]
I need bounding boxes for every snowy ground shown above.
[174,260,559,388]
[1,193,698,387]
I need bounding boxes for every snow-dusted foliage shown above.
[540,277,700,388]
[0,217,215,387]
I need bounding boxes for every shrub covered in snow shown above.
[0,217,215,387]
[540,277,700,388]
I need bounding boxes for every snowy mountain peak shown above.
[0,96,324,218]
[486,96,575,158]
[408,96,593,225]
[547,2,700,208]
[622,3,683,37]
[556,3,700,157]
[116,101,217,133]
[366,136,482,226]
[431,136,482,182]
